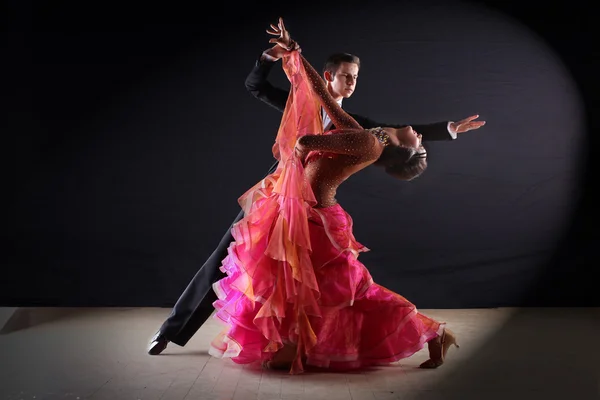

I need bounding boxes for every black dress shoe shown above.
[148,333,169,355]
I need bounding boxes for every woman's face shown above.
[396,125,422,148]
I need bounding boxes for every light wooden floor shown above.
[0,307,598,400]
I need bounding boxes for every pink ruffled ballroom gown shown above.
[208,51,444,374]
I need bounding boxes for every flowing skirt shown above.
[208,156,444,374]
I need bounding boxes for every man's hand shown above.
[294,140,309,165]
[262,45,287,62]
[261,43,298,62]
[450,114,486,134]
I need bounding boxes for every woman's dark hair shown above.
[374,145,428,181]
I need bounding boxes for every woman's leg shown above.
[262,343,301,370]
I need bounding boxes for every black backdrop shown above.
[4,0,598,308]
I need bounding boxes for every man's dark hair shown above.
[323,53,361,75]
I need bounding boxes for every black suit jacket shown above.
[244,58,454,141]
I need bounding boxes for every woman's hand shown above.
[266,17,299,51]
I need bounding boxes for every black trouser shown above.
[158,160,279,346]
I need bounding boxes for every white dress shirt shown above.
[321,99,343,131]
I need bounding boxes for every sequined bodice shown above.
[304,128,388,207]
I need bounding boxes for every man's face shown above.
[325,62,359,101]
